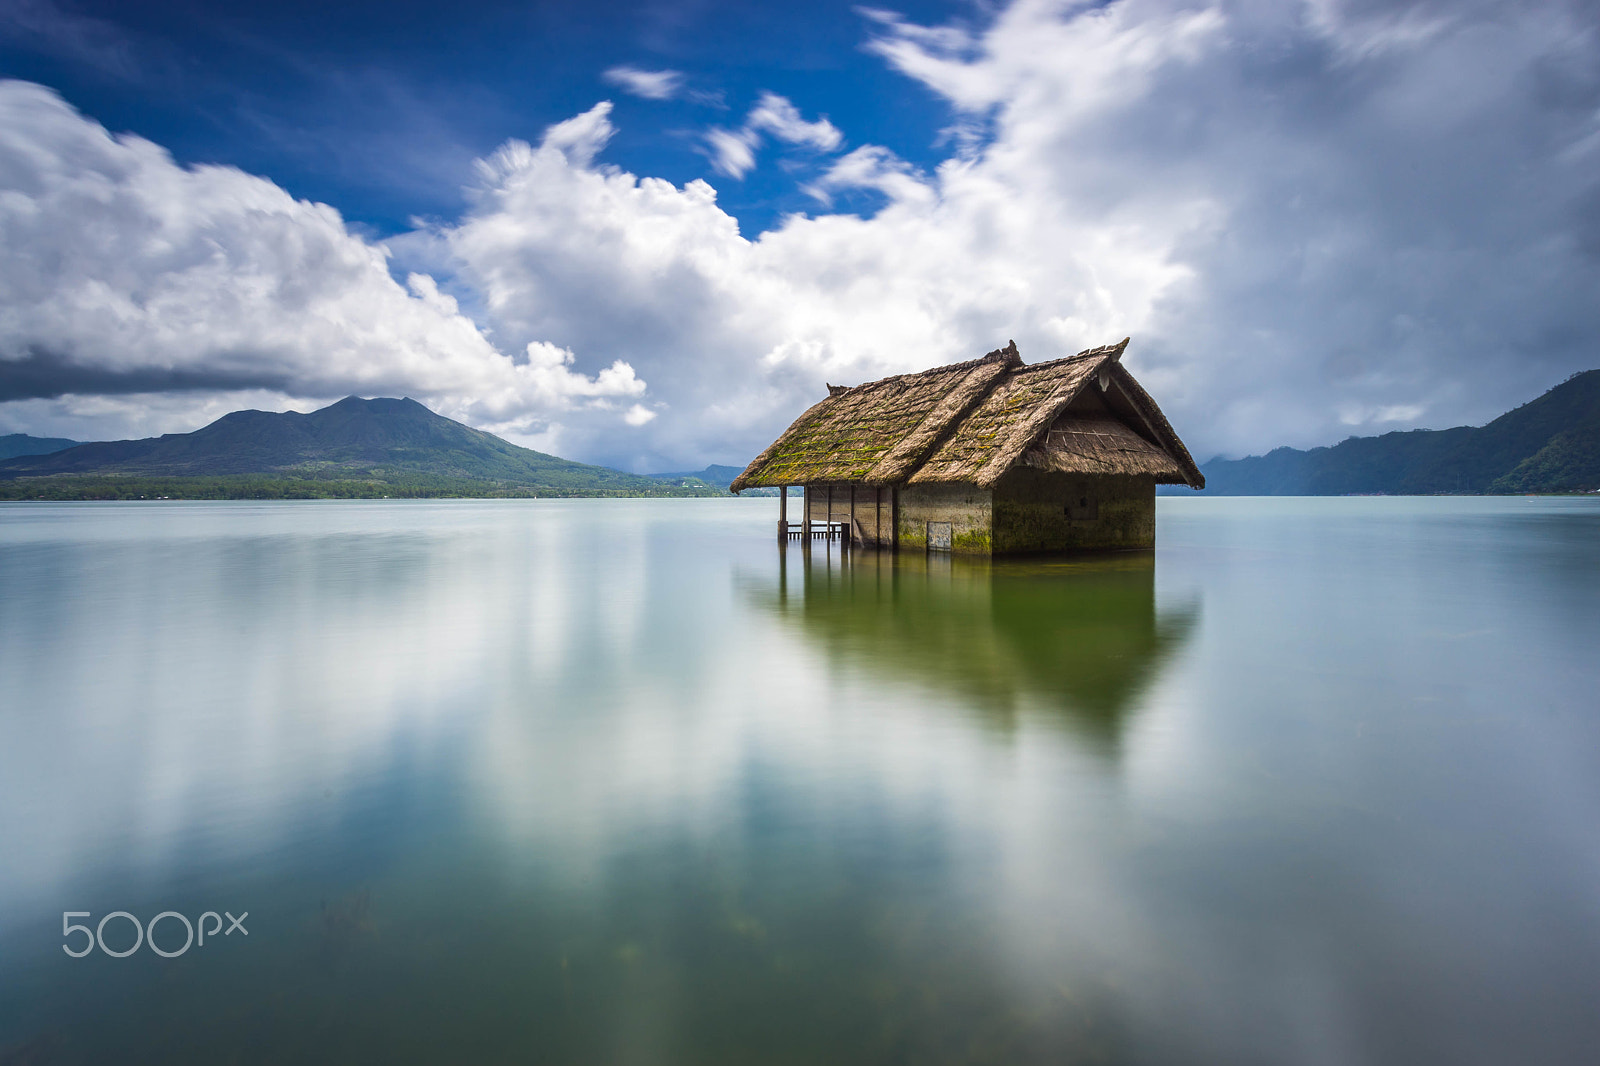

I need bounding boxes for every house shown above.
[730,339,1204,553]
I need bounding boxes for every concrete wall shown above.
[991,470,1156,553]
[895,482,993,554]
[797,473,1155,554]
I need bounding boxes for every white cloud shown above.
[1338,402,1428,426]
[438,0,1600,468]
[704,127,760,178]
[7,0,1600,469]
[808,145,934,207]
[0,390,327,443]
[0,82,649,442]
[443,94,1186,469]
[746,91,843,151]
[527,100,617,168]
[602,65,686,101]
[1302,0,1458,64]
[701,92,843,181]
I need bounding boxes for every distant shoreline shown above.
[0,475,732,502]
[2,482,1594,503]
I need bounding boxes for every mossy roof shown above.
[732,340,1204,492]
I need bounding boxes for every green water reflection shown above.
[758,548,1196,748]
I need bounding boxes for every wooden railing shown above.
[778,520,850,542]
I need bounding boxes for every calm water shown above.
[1,497,1598,1065]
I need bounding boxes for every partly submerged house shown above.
[730,339,1204,553]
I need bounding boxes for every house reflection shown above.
[755,545,1197,750]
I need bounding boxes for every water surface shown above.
[1,497,1598,1064]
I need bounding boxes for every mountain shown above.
[646,465,793,496]
[0,433,84,460]
[1192,369,1600,495]
[647,464,746,489]
[0,397,723,500]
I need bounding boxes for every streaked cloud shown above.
[0,0,147,83]
[807,145,932,207]
[701,91,843,179]
[746,92,843,151]
[602,65,686,101]
[704,126,760,178]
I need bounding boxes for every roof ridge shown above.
[1010,337,1129,374]
[863,352,1019,484]
[832,340,1022,395]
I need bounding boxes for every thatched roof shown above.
[732,340,1204,491]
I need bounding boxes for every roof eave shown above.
[1103,362,1205,489]
[728,394,836,493]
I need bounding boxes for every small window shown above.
[927,521,952,550]
[1065,496,1098,521]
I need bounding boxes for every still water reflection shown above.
[1,497,1597,1065]
[753,550,1196,748]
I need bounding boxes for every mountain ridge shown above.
[0,397,723,499]
[1187,369,1600,495]
[0,433,85,461]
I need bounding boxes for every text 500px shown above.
[62,910,248,958]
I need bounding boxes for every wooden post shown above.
[778,483,788,540]
[802,484,812,546]
[825,483,833,542]
[848,483,856,551]
[777,534,788,602]
[891,485,899,553]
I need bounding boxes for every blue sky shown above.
[0,0,964,236]
[2,0,1599,472]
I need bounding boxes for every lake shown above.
[2,496,1598,1065]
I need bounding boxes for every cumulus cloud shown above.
[455,0,1600,467]
[442,97,1183,469]
[7,0,1600,469]
[855,0,1600,456]
[0,81,648,443]
[602,65,686,101]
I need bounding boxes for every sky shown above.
[1,0,1598,471]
